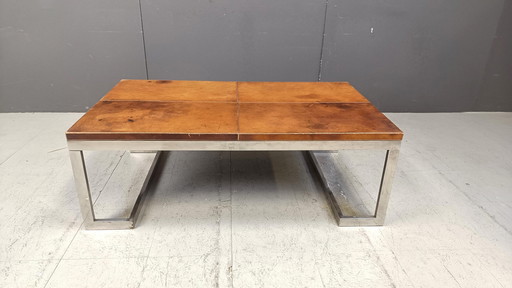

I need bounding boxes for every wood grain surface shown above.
[67,101,238,140]
[238,81,369,103]
[67,80,403,141]
[238,103,402,140]
[102,79,237,102]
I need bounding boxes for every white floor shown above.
[0,112,511,288]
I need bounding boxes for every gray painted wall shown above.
[0,0,147,112]
[142,0,325,81]
[0,0,510,112]
[474,0,512,111]
[321,0,505,112]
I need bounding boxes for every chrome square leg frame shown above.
[306,148,400,226]
[68,149,162,230]
[68,140,400,229]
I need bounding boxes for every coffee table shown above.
[67,80,402,229]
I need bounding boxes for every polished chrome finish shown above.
[306,147,400,226]
[69,150,162,230]
[69,150,95,228]
[128,151,162,228]
[69,138,400,229]
[68,140,401,151]
[85,219,135,230]
[374,149,400,225]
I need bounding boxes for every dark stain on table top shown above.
[67,80,403,141]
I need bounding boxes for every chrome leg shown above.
[306,148,400,227]
[69,150,162,230]
[374,149,400,225]
[69,150,95,228]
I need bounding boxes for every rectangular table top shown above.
[67,80,403,141]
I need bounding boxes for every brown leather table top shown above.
[67,80,403,141]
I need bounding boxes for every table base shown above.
[68,140,400,229]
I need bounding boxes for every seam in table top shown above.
[236,81,240,140]
[97,99,372,104]
[66,131,402,135]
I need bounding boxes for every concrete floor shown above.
[0,112,511,288]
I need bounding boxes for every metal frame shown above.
[306,149,400,226]
[68,140,400,229]
[69,150,162,229]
